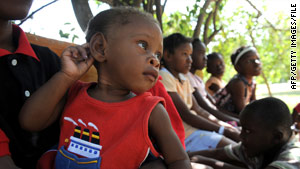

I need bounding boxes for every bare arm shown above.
[188,147,232,161]
[190,155,246,169]
[250,84,256,102]
[19,45,94,132]
[193,88,239,123]
[168,92,220,132]
[149,103,192,169]
[188,148,246,168]
[227,80,247,114]
[191,96,241,142]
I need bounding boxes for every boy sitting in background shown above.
[292,103,300,141]
[189,97,300,169]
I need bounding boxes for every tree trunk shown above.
[193,0,213,38]
[249,30,272,96]
[71,0,94,32]
[155,0,163,32]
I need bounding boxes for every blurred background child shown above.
[292,103,300,141]
[160,33,240,153]
[187,39,239,124]
[214,46,262,116]
[205,52,225,96]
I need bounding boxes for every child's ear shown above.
[89,32,107,62]
[163,50,172,62]
[273,130,283,144]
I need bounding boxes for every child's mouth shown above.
[143,70,158,82]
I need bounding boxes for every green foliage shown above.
[162,11,194,37]
[59,22,78,43]
[194,3,299,85]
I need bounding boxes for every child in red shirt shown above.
[19,7,191,169]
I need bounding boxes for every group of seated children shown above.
[1,3,299,169]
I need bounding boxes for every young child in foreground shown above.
[19,7,191,169]
[205,52,226,96]
[214,46,262,116]
[189,97,300,169]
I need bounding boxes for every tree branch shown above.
[206,0,223,44]
[208,26,222,44]
[71,0,93,32]
[248,28,272,97]
[18,0,58,25]
[244,0,277,31]
[213,0,222,28]
[203,11,213,45]
[193,0,214,38]
[155,0,163,32]
[162,0,168,14]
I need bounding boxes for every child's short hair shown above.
[163,33,192,54]
[192,38,202,49]
[207,52,221,60]
[207,52,222,73]
[85,6,157,42]
[242,97,292,132]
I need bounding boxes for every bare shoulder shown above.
[149,102,170,128]
[227,79,244,92]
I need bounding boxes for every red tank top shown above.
[58,81,163,169]
[0,129,10,157]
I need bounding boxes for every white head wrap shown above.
[234,46,257,65]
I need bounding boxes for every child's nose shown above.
[254,59,261,65]
[149,55,160,68]
[239,130,246,141]
[187,55,193,63]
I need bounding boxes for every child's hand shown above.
[60,44,94,82]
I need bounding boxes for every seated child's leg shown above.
[185,130,234,152]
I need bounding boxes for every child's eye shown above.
[138,41,148,50]
[247,58,260,64]
[155,52,162,60]
[244,129,251,134]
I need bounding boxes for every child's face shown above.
[101,16,163,94]
[207,56,225,77]
[168,42,193,75]
[239,111,275,157]
[191,43,206,70]
[236,51,262,77]
[0,0,33,20]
